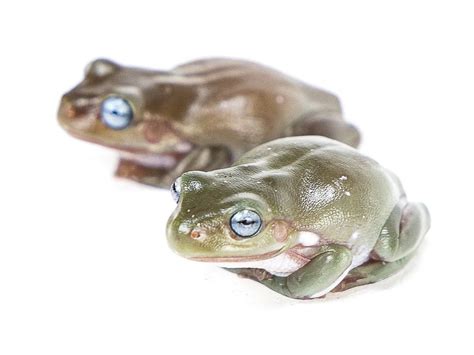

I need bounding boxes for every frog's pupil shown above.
[241,218,254,225]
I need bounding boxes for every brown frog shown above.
[58,58,360,188]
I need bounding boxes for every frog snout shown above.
[172,220,207,241]
[58,97,76,120]
[59,96,99,121]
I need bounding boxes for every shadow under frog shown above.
[58,58,360,188]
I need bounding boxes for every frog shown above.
[166,136,430,299]
[58,58,360,188]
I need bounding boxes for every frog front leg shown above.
[115,160,172,188]
[255,245,352,299]
[115,146,231,188]
[289,112,361,148]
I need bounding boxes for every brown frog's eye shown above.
[85,59,119,78]
[100,96,133,130]
[230,210,262,238]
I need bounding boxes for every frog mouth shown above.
[190,248,285,263]
[118,142,193,169]
[65,129,195,169]
[191,246,314,277]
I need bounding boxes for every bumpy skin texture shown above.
[58,58,360,188]
[166,136,430,299]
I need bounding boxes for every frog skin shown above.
[166,136,430,299]
[58,58,360,188]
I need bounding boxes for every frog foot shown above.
[224,268,273,282]
[115,159,173,188]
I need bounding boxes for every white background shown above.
[0,1,472,354]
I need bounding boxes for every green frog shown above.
[166,136,430,299]
[58,58,360,188]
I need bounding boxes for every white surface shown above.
[0,1,472,354]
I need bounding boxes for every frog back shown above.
[234,136,404,245]
[173,57,341,115]
[171,58,342,154]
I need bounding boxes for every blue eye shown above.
[100,96,133,130]
[230,210,262,238]
[171,180,181,203]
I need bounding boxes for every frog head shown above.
[166,167,298,263]
[58,59,196,169]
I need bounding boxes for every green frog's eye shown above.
[100,96,133,130]
[171,180,181,203]
[230,210,262,238]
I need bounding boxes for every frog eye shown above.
[85,58,119,78]
[171,180,181,203]
[230,210,262,238]
[100,96,133,130]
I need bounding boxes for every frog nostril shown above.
[59,100,76,119]
[66,104,77,118]
[60,97,98,120]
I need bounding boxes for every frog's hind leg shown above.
[169,146,232,178]
[332,254,414,293]
[373,202,430,263]
[333,202,430,293]
[289,112,361,148]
